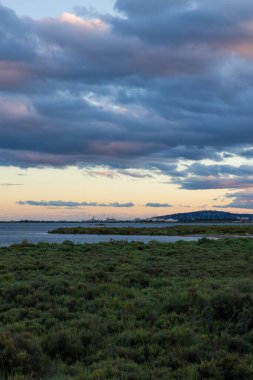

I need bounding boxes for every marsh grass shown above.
[0,238,252,378]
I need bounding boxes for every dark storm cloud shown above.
[0,1,253,179]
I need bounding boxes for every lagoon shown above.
[0,222,212,246]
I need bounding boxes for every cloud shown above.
[109,202,135,208]
[240,149,253,158]
[0,183,23,187]
[113,0,253,49]
[17,200,174,208]
[216,190,253,209]
[145,203,172,208]
[84,167,154,179]
[17,200,135,208]
[183,163,253,177]
[168,163,253,190]
[0,1,253,177]
[84,169,117,179]
[174,177,253,190]
[117,169,154,178]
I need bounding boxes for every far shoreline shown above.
[48,225,253,237]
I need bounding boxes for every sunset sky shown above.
[1,0,253,220]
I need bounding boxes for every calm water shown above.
[0,222,208,246]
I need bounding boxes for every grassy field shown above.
[49,224,253,236]
[0,238,253,379]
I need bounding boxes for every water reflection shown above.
[0,222,209,246]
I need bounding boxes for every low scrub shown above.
[0,239,252,378]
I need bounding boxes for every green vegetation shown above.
[49,224,253,236]
[0,238,253,379]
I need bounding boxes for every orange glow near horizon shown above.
[0,166,252,220]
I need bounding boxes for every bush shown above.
[0,332,47,376]
[43,330,85,364]
[209,292,252,322]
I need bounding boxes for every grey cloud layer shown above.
[113,0,253,47]
[17,200,172,208]
[216,191,253,209]
[17,201,135,208]
[170,164,253,190]
[1,1,253,188]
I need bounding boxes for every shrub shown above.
[43,330,85,364]
[209,292,252,322]
[0,332,47,376]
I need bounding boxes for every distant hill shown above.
[151,210,253,222]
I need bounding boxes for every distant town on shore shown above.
[2,210,253,223]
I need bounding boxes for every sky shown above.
[1,0,253,220]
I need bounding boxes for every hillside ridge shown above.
[153,210,253,221]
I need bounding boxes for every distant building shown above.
[147,217,178,222]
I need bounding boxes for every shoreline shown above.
[48,225,253,237]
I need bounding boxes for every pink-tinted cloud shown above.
[0,99,36,120]
[0,62,33,88]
